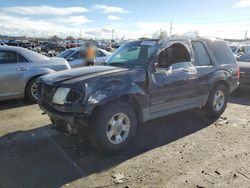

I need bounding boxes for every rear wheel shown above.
[26,77,39,103]
[90,103,137,153]
[205,84,229,117]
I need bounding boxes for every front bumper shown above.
[39,102,88,134]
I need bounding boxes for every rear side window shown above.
[18,54,29,62]
[208,40,236,65]
[0,51,17,64]
[192,41,212,66]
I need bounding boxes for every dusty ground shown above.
[0,90,249,188]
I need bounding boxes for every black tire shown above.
[26,77,39,103]
[205,83,229,117]
[90,102,137,153]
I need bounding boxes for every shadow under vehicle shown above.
[0,109,218,187]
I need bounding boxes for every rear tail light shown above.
[236,67,240,78]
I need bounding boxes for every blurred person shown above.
[85,43,96,66]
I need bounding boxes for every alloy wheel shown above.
[213,90,225,112]
[106,113,131,145]
[31,80,39,100]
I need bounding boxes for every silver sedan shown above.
[0,46,71,102]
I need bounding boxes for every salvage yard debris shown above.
[89,170,160,188]
[112,172,125,184]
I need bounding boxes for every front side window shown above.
[0,51,17,64]
[237,46,250,54]
[106,41,157,67]
[192,41,212,66]
[71,51,81,60]
[158,43,191,68]
[238,54,250,62]
[56,49,75,59]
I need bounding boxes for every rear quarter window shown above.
[192,41,212,66]
[207,40,236,65]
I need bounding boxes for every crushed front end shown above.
[37,80,90,134]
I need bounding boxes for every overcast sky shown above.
[1,0,250,39]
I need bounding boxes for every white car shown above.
[56,47,112,68]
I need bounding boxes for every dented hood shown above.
[40,66,128,85]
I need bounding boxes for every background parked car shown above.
[0,46,71,102]
[43,42,66,57]
[65,42,79,49]
[0,40,6,46]
[234,44,250,59]
[56,47,111,68]
[237,53,250,90]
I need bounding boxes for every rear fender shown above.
[209,70,231,91]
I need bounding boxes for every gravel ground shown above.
[0,90,249,188]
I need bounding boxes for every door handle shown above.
[17,67,29,71]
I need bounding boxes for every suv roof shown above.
[135,37,225,46]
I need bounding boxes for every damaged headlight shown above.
[52,87,71,105]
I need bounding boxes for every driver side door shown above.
[148,44,198,118]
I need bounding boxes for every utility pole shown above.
[245,31,248,40]
[170,21,173,37]
[112,29,114,41]
[80,30,82,39]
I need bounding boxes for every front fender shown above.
[83,81,147,114]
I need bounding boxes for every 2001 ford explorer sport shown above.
[38,37,239,153]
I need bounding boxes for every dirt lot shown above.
[0,90,249,188]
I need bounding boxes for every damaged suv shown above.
[38,37,239,153]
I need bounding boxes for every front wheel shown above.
[26,77,39,103]
[205,84,229,117]
[90,103,137,153]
